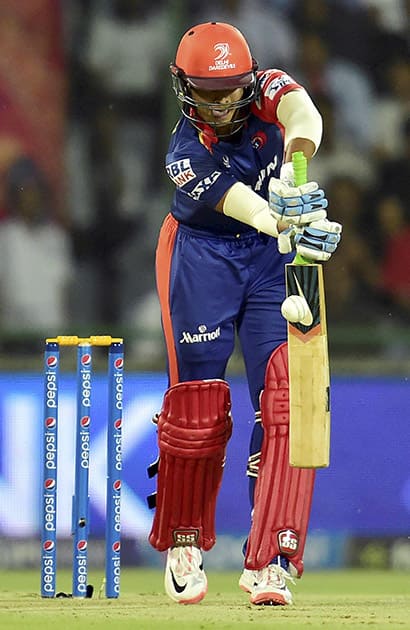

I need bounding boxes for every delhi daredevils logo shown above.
[251,131,267,150]
[81,353,92,366]
[112,541,120,553]
[43,540,55,552]
[77,540,87,551]
[114,358,123,370]
[45,417,56,429]
[44,478,56,490]
[47,356,58,368]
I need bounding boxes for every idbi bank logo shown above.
[179,325,221,344]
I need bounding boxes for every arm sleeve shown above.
[222,183,279,237]
[276,89,323,155]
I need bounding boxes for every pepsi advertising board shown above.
[0,373,408,549]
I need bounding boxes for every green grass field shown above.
[0,568,409,629]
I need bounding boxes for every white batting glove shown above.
[278,218,342,262]
[269,178,328,226]
[279,161,296,186]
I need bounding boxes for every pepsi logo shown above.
[77,540,87,551]
[112,541,121,553]
[113,480,121,491]
[114,419,122,430]
[43,540,55,552]
[44,478,56,490]
[81,416,91,427]
[81,354,92,366]
[47,356,58,368]
[45,417,56,429]
[114,358,124,370]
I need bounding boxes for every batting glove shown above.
[269,178,328,226]
[278,218,342,262]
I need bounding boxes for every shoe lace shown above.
[265,561,296,588]
[173,546,201,577]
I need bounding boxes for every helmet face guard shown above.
[170,22,259,136]
[170,66,258,134]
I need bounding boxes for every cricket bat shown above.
[286,151,330,468]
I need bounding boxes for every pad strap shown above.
[149,379,232,551]
[245,343,315,575]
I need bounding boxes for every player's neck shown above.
[216,123,243,142]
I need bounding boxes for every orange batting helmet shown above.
[170,22,258,132]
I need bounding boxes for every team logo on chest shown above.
[251,131,267,150]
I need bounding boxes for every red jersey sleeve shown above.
[251,69,303,124]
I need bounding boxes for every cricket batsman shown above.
[148,22,342,605]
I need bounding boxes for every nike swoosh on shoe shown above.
[170,569,187,593]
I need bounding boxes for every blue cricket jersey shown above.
[165,69,302,234]
[157,69,303,408]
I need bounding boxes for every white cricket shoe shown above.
[164,546,207,604]
[238,568,259,593]
[250,559,295,606]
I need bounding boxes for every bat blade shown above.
[286,263,330,468]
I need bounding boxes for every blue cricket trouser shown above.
[156,213,292,410]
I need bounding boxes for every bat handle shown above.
[293,252,310,265]
[292,151,313,265]
[292,151,307,187]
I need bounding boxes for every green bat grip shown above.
[292,151,310,265]
[292,150,307,187]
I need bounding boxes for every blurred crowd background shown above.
[0,0,408,371]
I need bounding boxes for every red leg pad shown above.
[245,343,315,575]
[149,379,232,552]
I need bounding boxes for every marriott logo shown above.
[179,325,221,344]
